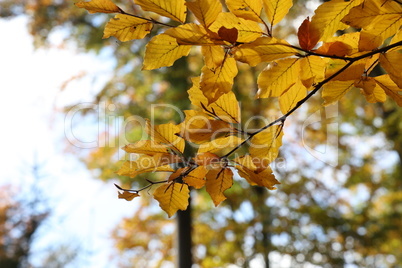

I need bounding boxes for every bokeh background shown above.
[1,1,401,267]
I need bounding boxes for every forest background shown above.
[0,0,401,267]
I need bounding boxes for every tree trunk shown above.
[177,197,192,268]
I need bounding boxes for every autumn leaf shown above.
[322,80,355,106]
[218,27,238,44]
[262,0,292,26]
[379,51,402,88]
[200,57,238,104]
[134,0,187,23]
[257,58,300,98]
[165,23,215,45]
[75,0,121,14]
[234,37,298,66]
[179,110,231,144]
[315,41,353,57]
[375,75,402,107]
[103,14,153,41]
[310,0,363,41]
[146,120,185,154]
[118,191,140,201]
[188,77,241,123]
[186,0,222,28]
[354,78,386,103]
[209,12,263,43]
[153,183,189,217]
[206,168,233,206]
[143,34,191,70]
[226,0,263,23]
[202,46,226,71]
[122,140,169,155]
[279,80,307,114]
[299,56,327,88]
[249,125,284,169]
[194,152,221,167]
[297,17,320,51]
[116,154,175,178]
[197,136,244,154]
[182,166,208,189]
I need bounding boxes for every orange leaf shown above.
[118,191,140,201]
[183,166,208,189]
[75,0,121,14]
[218,26,238,44]
[194,152,221,167]
[297,17,320,51]
[206,168,233,206]
[315,41,352,57]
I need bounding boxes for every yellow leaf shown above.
[118,191,140,201]
[322,80,355,106]
[324,56,376,81]
[375,75,402,106]
[103,14,153,41]
[197,136,244,154]
[379,51,402,88]
[299,56,327,88]
[188,77,241,123]
[279,80,307,114]
[206,168,233,206]
[249,125,284,168]
[117,155,175,178]
[200,57,238,104]
[146,120,185,154]
[257,58,300,98]
[143,34,191,70]
[236,165,279,189]
[153,183,189,217]
[209,12,263,43]
[75,0,121,13]
[262,0,292,26]
[186,0,222,28]
[179,110,231,144]
[310,0,363,41]
[354,77,386,103]
[390,29,402,46]
[234,37,298,66]
[226,0,263,22]
[202,46,226,71]
[183,166,208,189]
[342,0,402,45]
[165,23,215,45]
[122,140,169,155]
[194,152,221,167]
[134,0,187,23]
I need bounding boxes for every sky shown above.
[0,16,138,267]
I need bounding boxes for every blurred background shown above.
[0,0,401,267]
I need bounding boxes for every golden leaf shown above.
[118,191,140,201]
[249,125,284,168]
[117,154,175,178]
[197,136,244,154]
[310,0,363,41]
[324,57,375,81]
[188,77,241,123]
[236,164,280,189]
[202,46,226,71]
[209,12,263,43]
[234,37,298,66]
[134,0,187,23]
[186,0,222,28]
[194,152,221,167]
[315,41,353,57]
[183,166,208,189]
[342,0,402,45]
[226,0,263,22]
[262,0,292,26]
[322,80,355,106]
[143,34,191,70]
[153,183,189,217]
[379,51,402,88]
[299,56,327,88]
[165,23,215,45]
[200,57,238,104]
[103,14,153,41]
[206,168,233,206]
[179,110,231,144]
[257,58,300,98]
[375,75,402,107]
[146,120,185,154]
[354,78,386,103]
[279,80,307,114]
[122,140,169,155]
[75,0,121,14]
